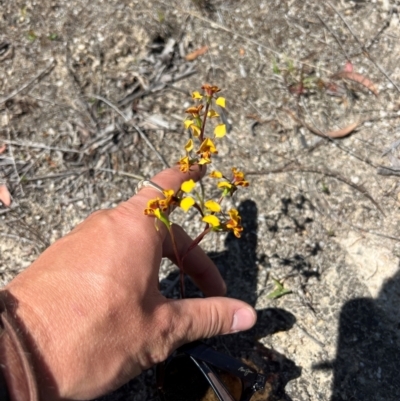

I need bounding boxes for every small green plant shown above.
[267,278,292,299]
[157,10,165,23]
[143,84,250,297]
[27,31,37,42]
[272,58,281,75]
[48,33,58,41]
[327,229,336,237]
[321,181,330,195]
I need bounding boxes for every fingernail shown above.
[230,307,256,333]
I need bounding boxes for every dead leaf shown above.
[0,184,11,207]
[326,121,360,138]
[185,45,208,61]
[283,107,360,139]
[334,71,379,96]
[239,48,245,57]
[0,144,6,154]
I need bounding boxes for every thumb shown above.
[166,297,257,345]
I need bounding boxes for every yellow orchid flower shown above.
[144,196,174,229]
[159,189,175,212]
[202,84,221,96]
[177,156,191,173]
[192,91,203,100]
[204,200,221,213]
[197,137,218,156]
[180,197,195,212]
[216,181,236,197]
[214,124,227,138]
[179,180,197,212]
[185,104,203,117]
[207,109,220,118]
[232,167,249,187]
[184,119,194,129]
[185,139,194,152]
[203,214,220,227]
[215,97,226,108]
[209,170,223,179]
[184,120,201,137]
[181,179,196,193]
[226,209,243,238]
[217,181,233,190]
[144,198,161,216]
[198,156,211,165]
[197,138,218,164]
[191,124,201,137]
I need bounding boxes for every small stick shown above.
[22,169,88,181]
[169,4,333,74]
[364,8,393,51]
[327,1,400,94]
[3,139,81,154]
[247,164,385,216]
[95,168,145,181]
[0,59,55,105]
[90,95,170,168]
[377,166,400,177]
[316,13,350,60]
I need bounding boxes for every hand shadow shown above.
[172,200,301,400]
[314,263,400,401]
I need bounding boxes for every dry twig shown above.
[91,95,170,168]
[0,59,56,106]
[247,163,385,216]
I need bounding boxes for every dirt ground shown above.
[1,0,400,400]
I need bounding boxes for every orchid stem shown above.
[168,226,185,299]
[200,101,210,142]
[182,225,211,264]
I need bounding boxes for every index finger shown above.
[115,165,206,239]
[131,164,205,210]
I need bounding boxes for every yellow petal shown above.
[185,139,194,152]
[208,109,220,118]
[204,200,221,212]
[217,181,232,189]
[181,179,196,193]
[184,119,194,129]
[199,137,218,153]
[228,208,240,222]
[162,189,175,198]
[202,215,220,227]
[214,124,227,138]
[191,124,201,137]
[198,157,211,165]
[216,97,226,108]
[192,91,203,100]
[209,170,223,179]
[180,197,195,212]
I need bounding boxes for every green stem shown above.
[200,101,210,142]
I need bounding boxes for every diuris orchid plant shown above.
[144,84,249,297]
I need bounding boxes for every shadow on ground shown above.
[314,263,400,401]
[155,200,302,400]
[204,200,301,400]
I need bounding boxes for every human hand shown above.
[3,166,257,400]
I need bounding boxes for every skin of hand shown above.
[3,166,257,401]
